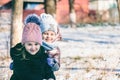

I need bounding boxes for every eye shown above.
[44,32,49,35]
[35,43,39,46]
[51,33,54,36]
[28,43,32,46]
[44,33,47,35]
[43,32,46,35]
[51,33,55,36]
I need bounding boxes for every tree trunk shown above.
[69,0,76,28]
[11,0,23,47]
[45,0,56,18]
[116,0,120,23]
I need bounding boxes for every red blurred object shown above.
[0,0,90,24]
[0,0,11,5]
[23,9,45,21]
[56,0,89,24]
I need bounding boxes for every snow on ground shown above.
[54,25,120,80]
[57,26,120,58]
[0,25,120,80]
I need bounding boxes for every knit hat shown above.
[22,23,42,45]
[24,13,41,26]
[39,13,58,34]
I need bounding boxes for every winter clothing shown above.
[46,45,61,71]
[42,41,55,51]
[22,23,42,45]
[23,13,61,71]
[47,58,55,67]
[10,43,55,80]
[24,13,62,41]
[9,62,14,70]
[39,13,61,71]
[39,13,58,34]
[10,17,56,80]
[24,14,41,26]
[42,41,60,71]
[47,57,60,71]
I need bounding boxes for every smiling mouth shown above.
[30,50,36,52]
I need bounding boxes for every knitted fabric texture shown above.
[39,13,58,34]
[24,14,41,26]
[22,23,42,44]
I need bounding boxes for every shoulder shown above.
[39,46,46,54]
[10,43,24,59]
[55,46,61,54]
[11,43,24,53]
[38,46,48,57]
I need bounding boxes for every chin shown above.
[30,52,37,55]
[46,40,52,43]
[45,39,52,43]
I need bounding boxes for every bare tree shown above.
[116,0,120,22]
[44,0,56,18]
[69,0,76,28]
[11,0,23,47]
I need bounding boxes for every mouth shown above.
[30,49,36,52]
[45,39,52,42]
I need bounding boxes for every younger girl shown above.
[39,13,61,71]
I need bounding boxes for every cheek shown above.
[25,47,31,52]
[42,35,47,39]
[25,45,31,50]
[51,35,56,39]
[42,37,46,41]
[36,45,40,50]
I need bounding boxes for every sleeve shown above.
[10,48,15,60]
[48,47,61,71]
[52,47,60,66]
[51,59,60,71]
[44,62,56,79]
[10,43,23,60]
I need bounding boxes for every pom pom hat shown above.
[39,13,58,34]
[24,14,41,26]
[22,23,42,45]
[24,13,58,34]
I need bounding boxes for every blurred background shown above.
[0,0,120,80]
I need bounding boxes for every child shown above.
[10,13,61,71]
[39,13,61,71]
[25,13,61,71]
[10,22,55,80]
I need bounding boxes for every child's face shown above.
[24,42,40,55]
[42,30,56,43]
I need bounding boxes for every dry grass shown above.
[0,26,10,32]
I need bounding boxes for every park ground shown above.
[0,24,120,80]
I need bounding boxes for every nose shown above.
[47,34,51,38]
[31,45,36,51]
